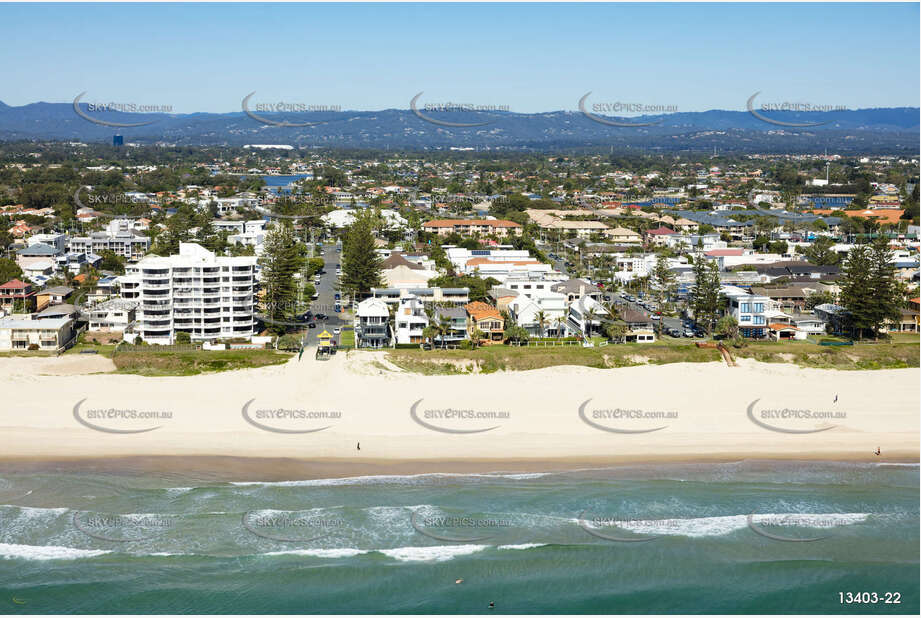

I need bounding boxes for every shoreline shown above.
[1,453,917,483]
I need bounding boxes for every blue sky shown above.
[1,2,918,114]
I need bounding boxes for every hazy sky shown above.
[1,2,918,114]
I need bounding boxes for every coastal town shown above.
[0,146,917,368]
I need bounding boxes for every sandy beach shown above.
[1,352,917,476]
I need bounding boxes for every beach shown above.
[1,353,917,472]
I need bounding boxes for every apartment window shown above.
[740,314,751,322]
[753,316,766,325]
[741,303,751,313]
[754,303,765,313]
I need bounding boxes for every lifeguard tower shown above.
[316,329,334,360]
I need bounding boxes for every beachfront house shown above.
[394,295,428,345]
[464,301,504,344]
[0,315,74,352]
[567,295,608,338]
[354,297,392,348]
[433,306,468,346]
[721,285,771,338]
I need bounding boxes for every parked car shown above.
[683,329,695,337]
[333,327,341,335]
[315,313,328,320]
[308,322,317,329]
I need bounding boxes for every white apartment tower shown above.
[120,243,257,344]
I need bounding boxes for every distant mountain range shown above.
[0,100,917,153]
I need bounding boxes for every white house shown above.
[354,297,392,348]
[394,295,429,345]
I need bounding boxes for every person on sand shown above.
[875,447,881,456]
[833,394,838,403]
[357,442,360,451]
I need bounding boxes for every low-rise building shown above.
[0,315,73,352]
[464,301,504,343]
[354,297,392,348]
[423,219,522,238]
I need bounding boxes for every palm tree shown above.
[583,306,598,339]
[438,314,451,349]
[536,310,547,339]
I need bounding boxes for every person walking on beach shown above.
[833,394,838,403]
[357,442,360,451]
[875,446,881,456]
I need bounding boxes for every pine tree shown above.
[258,223,304,332]
[340,210,383,300]
[839,243,875,339]
[867,239,901,338]
[691,256,721,335]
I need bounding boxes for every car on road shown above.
[333,327,341,335]
[307,322,317,329]
[315,313,328,320]
[334,293,340,300]
[651,315,661,320]
[683,329,695,337]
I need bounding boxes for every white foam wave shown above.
[379,544,489,562]
[0,542,111,561]
[229,471,551,487]
[263,548,368,558]
[606,513,869,537]
[498,543,546,550]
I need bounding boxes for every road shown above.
[301,244,350,349]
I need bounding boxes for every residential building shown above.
[119,243,257,344]
[721,286,771,338]
[371,287,469,306]
[394,295,428,345]
[354,297,392,348]
[464,301,505,343]
[567,295,608,337]
[35,286,74,312]
[0,279,35,313]
[0,315,74,352]
[423,219,522,238]
[87,298,138,332]
[433,306,469,345]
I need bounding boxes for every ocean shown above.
[1,461,917,614]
